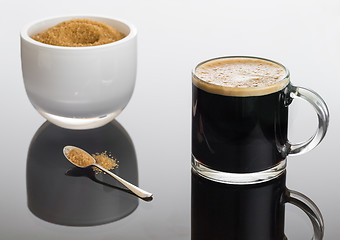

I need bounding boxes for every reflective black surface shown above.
[27,121,139,226]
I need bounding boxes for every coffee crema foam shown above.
[193,57,289,97]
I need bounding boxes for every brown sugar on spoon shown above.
[66,148,94,167]
[31,19,126,47]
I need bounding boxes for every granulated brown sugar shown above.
[31,19,126,47]
[66,148,94,167]
[92,151,118,174]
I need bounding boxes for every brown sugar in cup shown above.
[30,19,126,47]
[21,15,137,130]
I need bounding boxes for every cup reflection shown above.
[26,120,139,226]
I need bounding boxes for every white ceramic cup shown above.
[21,15,137,129]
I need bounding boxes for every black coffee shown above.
[191,169,287,240]
[192,57,290,173]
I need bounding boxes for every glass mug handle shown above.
[285,188,324,240]
[286,86,330,155]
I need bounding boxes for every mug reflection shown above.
[26,120,139,226]
[191,170,286,240]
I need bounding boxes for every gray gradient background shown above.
[1,0,339,239]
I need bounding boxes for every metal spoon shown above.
[63,145,153,201]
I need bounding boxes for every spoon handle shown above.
[92,163,153,200]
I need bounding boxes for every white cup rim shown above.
[20,14,137,50]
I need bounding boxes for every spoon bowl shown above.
[63,145,96,167]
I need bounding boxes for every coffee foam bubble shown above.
[193,57,289,97]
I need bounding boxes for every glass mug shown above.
[21,15,137,130]
[191,56,329,184]
[191,170,324,240]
